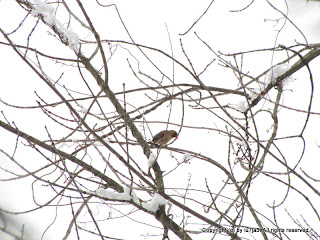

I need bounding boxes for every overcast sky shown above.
[1,0,320,240]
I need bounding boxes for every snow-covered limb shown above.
[31,0,80,53]
[182,153,191,161]
[78,107,88,114]
[236,100,249,113]
[142,193,167,213]
[96,186,139,204]
[124,186,139,204]
[248,88,259,100]
[96,188,167,212]
[267,63,291,84]
[148,152,157,168]
[96,188,131,201]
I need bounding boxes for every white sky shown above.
[1,0,320,240]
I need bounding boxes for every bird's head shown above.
[170,130,178,139]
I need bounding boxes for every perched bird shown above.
[152,130,178,145]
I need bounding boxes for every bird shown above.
[152,130,178,145]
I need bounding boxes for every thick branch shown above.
[0,120,123,193]
[250,47,320,108]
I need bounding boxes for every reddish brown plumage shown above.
[152,130,178,145]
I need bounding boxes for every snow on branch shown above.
[267,63,291,85]
[96,186,139,204]
[96,187,167,213]
[182,153,191,162]
[32,0,80,53]
[236,100,249,113]
[235,63,293,113]
[142,193,167,213]
[148,152,157,168]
